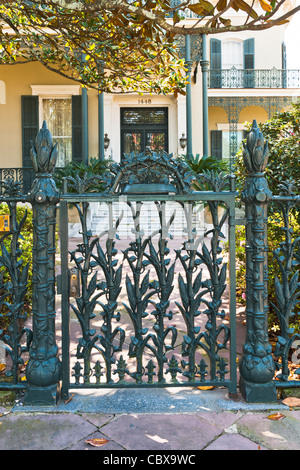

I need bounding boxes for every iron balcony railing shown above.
[0,167,63,194]
[168,0,202,18]
[0,168,36,194]
[208,67,300,89]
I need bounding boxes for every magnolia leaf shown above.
[85,438,109,447]
[232,0,258,18]
[282,397,300,408]
[216,0,227,11]
[197,385,215,390]
[267,413,285,421]
[259,0,272,12]
[189,1,214,15]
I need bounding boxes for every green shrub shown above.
[180,153,229,175]
[235,103,300,206]
[53,157,111,193]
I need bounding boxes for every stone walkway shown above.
[1,405,300,451]
[2,236,300,452]
[0,387,299,451]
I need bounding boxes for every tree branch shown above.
[0,0,299,35]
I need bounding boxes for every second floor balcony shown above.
[208,67,300,89]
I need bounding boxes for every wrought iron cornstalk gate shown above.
[0,120,299,405]
[58,161,238,400]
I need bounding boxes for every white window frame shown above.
[30,85,80,128]
[217,123,246,160]
[217,123,246,132]
[221,39,243,70]
[0,80,5,104]
[30,85,80,166]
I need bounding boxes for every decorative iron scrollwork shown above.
[103,149,194,195]
[69,201,125,384]
[271,181,300,381]
[135,202,178,383]
[0,179,32,384]
[175,172,230,383]
[63,152,234,389]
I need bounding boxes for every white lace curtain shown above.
[42,98,72,167]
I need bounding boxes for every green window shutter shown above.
[282,41,287,69]
[210,38,222,68]
[72,95,82,162]
[282,41,287,88]
[243,38,255,88]
[210,38,222,88]
[243,38,255,69]
[211,130,222,161]
[21,95,39,168]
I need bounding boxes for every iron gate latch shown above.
[56,267,80,298]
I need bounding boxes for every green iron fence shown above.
[0,120,299,405]
[269,186,300,389]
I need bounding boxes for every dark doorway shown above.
[121,107,168,158]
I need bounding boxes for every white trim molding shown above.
[217,123,246,131]
[30,85,81,96]
[208,88,300,98]
[0,81,5,104]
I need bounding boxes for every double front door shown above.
[121,107,168,158]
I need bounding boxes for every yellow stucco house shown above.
[0,1,299,181]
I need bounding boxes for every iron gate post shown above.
[239,120,277,403]
[23,122,61,405]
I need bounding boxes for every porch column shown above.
[200,34,209,157]
[239,120,277,403]
[82,87,89,165]
[24,121,61,405]
[98,91,105,161]
[185,34,193,156]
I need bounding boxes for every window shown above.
[211,130,222,160]
[210,38,255,88]
[222,131,244,159]
[222,41,243,69]
[42,98,72,167]
[211,126,247,162]
[22,86,82,169]
[120,107,168,158]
